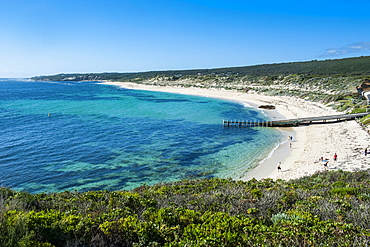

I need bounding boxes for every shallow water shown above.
[0,79,282,193]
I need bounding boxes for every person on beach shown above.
[323,159,329,169]
[289,142,292,148]
[365,148,368,156]
[333,153,337,161]
[319,157,323,162]
[277,162,282,172]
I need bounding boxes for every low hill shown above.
[32,56,370,82]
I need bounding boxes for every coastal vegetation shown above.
[1,169,370,246]
[32,56,370,81]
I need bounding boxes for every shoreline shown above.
[100,81,370,181]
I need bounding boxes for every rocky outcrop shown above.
[258,105,276,110]
[357,79,370,102]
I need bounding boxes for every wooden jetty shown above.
[223,112,369,127]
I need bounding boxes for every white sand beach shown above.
[101,82,370,181]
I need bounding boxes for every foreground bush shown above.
[1,170,370,246]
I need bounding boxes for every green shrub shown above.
[330,187,360,196]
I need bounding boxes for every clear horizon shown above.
[1,0,370,78]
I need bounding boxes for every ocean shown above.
[0,79,282,193]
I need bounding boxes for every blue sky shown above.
[1,0,370,78]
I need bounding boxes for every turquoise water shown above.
[0,79,282,193]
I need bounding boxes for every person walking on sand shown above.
[277,162,282,172]
[333,153,337,162]
[323,159,329,169]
